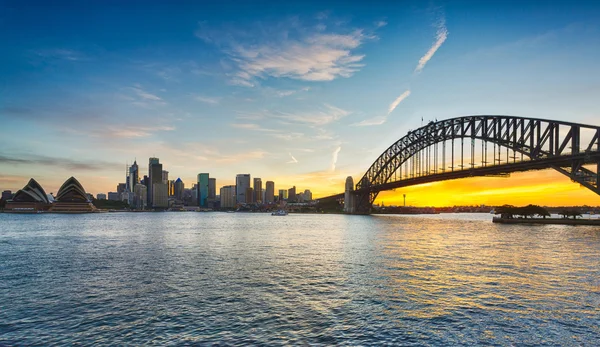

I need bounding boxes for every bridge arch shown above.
[353,115,600,213]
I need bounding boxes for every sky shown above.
[1,0,600,206]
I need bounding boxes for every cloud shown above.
[33,49,85,61]
[375,21,387,28]
[415,16,448,73]
[330,146,341,171]
[196,18,380,85]
[351,116,387,126]
[230,123,278,132]
[287,153,299,164]
[195,95,221,104]
[0,153,122,171]
[274,104,349,126]
[131,87,162,101]
[388,90,411,114]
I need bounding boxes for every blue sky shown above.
[1,0,600,196]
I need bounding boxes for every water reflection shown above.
[0,213,599,345]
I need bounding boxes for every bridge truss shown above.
[353,115,600,214]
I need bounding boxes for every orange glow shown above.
[375,169,600,207]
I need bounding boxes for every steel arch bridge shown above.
[343,115,600,214]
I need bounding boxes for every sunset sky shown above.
[1,1,600,206]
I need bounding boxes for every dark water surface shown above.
[1,212,599,345]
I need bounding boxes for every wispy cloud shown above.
[415,16,448,73]
[330,146,341,171]
[230,123,277,132]
[196,18,382,85]
[274,104,349,126]
[287,153,299,164]
[0,153,122,171]
[33,49,85,61]
[352,89,411,127]
[388,90,411,114]
[131,87,162,101]
[195,95,221,105]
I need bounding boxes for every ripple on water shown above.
[0,212,599,345]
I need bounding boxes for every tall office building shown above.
[245,187,254,204]
[117,183,126,194]
[253,178,262,203]
[148,157,162,207]
[128,160,139,192]
[220,185,236,208]
[134,183,147,210]
[265,181,275,203]
[174,178,184,201]
[288,186,297,202]
[208,178,216,199]
[236,174,250,204]
[197,173,209,208]
[152,183,168,208]
[278,189,288,200]
[303,189,312,201]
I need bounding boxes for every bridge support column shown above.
[353,191,373,215]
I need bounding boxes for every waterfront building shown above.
[288,186,296,202]
[2,190,13,201]
[344,176,355,213]
[191,183,198,205]
[265,181,275,203]
[208,178,216,199]
[198,173,209,208]
[278,189,288,201]
[117,183,126,194]
[128,160,139,192]
[152,183,168,208]
[134,184,147,210]
[220,185,236,208]
[96,193,107,200]
[253,178,262,203]
[236,174,250,204]
[245,187,254,204]
[174,178,184,201]
[108,192,119,201]
[4,178,51,212]
[51,177,96,213]
[148,158,162,207]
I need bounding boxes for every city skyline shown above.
[2,1,600,206]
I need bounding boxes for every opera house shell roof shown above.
[5,178,51,212]
[51,177,96,213]
[12,178,50,204]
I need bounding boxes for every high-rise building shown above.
[288,186,297,202]
[303,189,312,201]
[152,183,168,208]
[278,189,288,200]
[162,170,169,183]
[174,178,184,201]
[208,178,216,199]
[236,174,250,204]
[148,157,162,207]
[220,185,236,208]
[265,181,275,203]
[134,183,147,210]
[245,187,254,204]
[96,193,107,200]
[117,183,126,194]
[128,160,139,192]
[253,178,262,203]
[197,173,209,208]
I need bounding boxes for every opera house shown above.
[5,177,96,213]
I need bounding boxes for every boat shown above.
[271,210,288,216]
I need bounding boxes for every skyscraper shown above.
[246,187,254,204]
[278,189,288,201]
[153,183,168,208]
[220,185,236,208]
[198,173,209,208]
[148,157,162,207]
[235,174,250,204]
[128,160,139,192]
[253,178,262,203]
[174,178,184,201]
[265,181,275,203]
[208,178,216,199]
[288,186,297,202]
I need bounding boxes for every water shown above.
[1,212,599,345]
